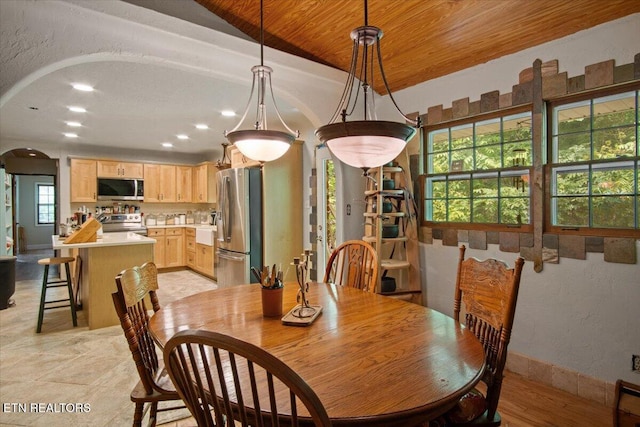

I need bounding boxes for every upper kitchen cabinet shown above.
[144,164,177,203]
[70,159,97,203]
[193,162,219,204]
[96,160,143,178]
[176,166,193,203]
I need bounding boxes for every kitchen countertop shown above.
[52,232,156,249]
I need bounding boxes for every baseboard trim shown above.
[506,350,617,408]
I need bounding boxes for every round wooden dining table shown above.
[149,282,486,426]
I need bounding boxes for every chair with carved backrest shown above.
[112,262,184,427]
[323,240,379,292]
[164,329,332,427]
[443,245,524,426]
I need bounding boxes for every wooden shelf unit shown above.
[363,160,421,304]
[1,170,13,256]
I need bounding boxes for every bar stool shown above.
[36,257,78,333]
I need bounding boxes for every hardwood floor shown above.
[496,372,611,426]
[165,371,613,427]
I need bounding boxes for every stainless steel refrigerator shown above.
[216,167,263,286]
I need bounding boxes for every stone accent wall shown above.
[309,167,318,280]
[420,54,640,269]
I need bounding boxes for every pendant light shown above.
[315,0,420,171]
[225,0,299,163]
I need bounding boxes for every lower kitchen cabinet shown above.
[148,227,184,268]
[165,228,184,268]
[195,243,214,278]
[148,228,166,268]
[149,226,213,277]
[185,228,196,269]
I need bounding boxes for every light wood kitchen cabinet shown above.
[164,228,184,267]
[185,228,196,269]
[195,243,214,277]
[176,166,193,203]
[144,164,177,203]
[149,227,184,268]
[148,228,166,268]
[70,158,97,202]
[193,162,219,203]
[96,160,143,178]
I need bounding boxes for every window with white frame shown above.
[548,88,639,232]
[37,183,54,225]
[423,108,532,228]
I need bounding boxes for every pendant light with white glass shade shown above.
[224,0,299,163]
[315,0,420,172]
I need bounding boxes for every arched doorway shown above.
[1,148,59,280]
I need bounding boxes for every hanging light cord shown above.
[326,0,419,127]
[260,0,264,66]
[225,0,299,137]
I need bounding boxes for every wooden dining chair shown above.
[164,329,332,427]
[112,262,184,427]
[443,245,525,426]
[323,240,378,292]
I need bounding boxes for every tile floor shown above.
[0,266,216,427]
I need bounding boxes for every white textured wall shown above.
[16,175,54,249]
[382,14,640,384]
[421,242,640,384]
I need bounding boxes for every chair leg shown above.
[64,262,78,326]
[133,402,144,427]
[149,402,158,427]
[36,265,49,333]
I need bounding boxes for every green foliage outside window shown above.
[325,159,337,253]
[425,111,532,226]
[551,90,639,230]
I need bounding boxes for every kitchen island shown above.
[52,232,155,329]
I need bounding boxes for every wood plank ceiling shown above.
[196,0,640,94]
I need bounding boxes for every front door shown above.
[315,145,336,278]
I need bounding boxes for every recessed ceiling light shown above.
[72,83,94,92]
[177,134,188,140]
[29,153,36,157]
[195,124,209,130]
[68,106,86,113]
[221,110,236,117]
[66,121,82,127]
[63,133,78,138]
[162,142,173,148]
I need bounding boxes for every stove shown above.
[97,213,147,235]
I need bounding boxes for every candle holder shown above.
[292,250,316,318]
[281,249,323,326]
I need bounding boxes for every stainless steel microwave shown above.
[97,178,144,201]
